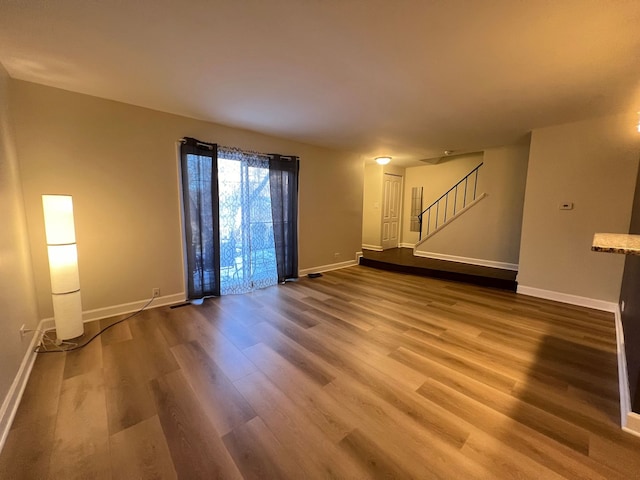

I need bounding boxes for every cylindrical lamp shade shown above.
[47,244,80,293]
[42,195,84,341]
[51,291,84,340]
[42,195,76,245]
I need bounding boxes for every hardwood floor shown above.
[2,265,640,479]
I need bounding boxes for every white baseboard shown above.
[0,291,186,454]
[613,304,640,437]
[361,244,383,251]
[398,243,415,249]
[614,306,633,430]
[40,292,186,327]
[0,318,47,454]
[516,285,617,312]
[624,412,640,438]
[413,250,518,271]
[82,292,186,322]
[299,259,358,276]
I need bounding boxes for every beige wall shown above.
[362,164,383,248]
[11,80,364,320]
[411,144,529,265]
[518,113,640,302]
[0,68,39,413]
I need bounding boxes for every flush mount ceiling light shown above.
[375,156,391,165]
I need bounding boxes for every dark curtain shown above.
[269,155,299,283]
[180,137,220,298]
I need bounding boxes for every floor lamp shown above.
[42,194,84,340]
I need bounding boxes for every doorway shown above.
[217,155,278,295]
[381,173,402,250]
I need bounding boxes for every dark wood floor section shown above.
[360,247,518,291]
[2,266,640,479]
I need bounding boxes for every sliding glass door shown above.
[217,151,278,295]
[180,138,298,300]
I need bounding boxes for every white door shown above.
[381,174,402,250]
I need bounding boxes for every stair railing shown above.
[417,162,483,240]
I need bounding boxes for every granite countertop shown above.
[592,233,640,255]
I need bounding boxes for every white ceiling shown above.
[1,0,640,166]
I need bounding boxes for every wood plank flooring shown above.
[2,265,640,479]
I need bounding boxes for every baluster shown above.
[474,168,479,200]
[464,177,468,208]
[454,185,458,216]
[444,193,448,223]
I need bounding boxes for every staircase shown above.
[359,162,518,291]
[416,162,486,245]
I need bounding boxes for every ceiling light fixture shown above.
[375,156,391,165]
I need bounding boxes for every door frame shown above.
[380,173,404,250]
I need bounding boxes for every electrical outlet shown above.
[334,252,341,259]
[152,287,160,298]
[621,300,626,312]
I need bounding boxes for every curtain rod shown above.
[179,137,215,150]
[180,137,297,161]
[220,146,298,161]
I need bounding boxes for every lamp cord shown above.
[33,296,156,354]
